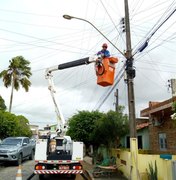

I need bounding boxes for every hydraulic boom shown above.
[45,56,96,134]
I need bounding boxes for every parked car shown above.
[0,137,35,165]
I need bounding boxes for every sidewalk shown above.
[82,156,127,180]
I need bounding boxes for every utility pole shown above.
[64,4,138,178]
[124,0,136,138]
[114,89,119,112]
[124,0,139,179]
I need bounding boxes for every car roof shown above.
[5,137,28,139]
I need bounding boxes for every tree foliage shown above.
[0,111,32,139]
[91,108,129,147]
[0,56,32,112]
[66,107,129,148]
[66,110,104,146]
[0,96,7,111]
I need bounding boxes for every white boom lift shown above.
[27,55,118,180]
[45,56,96,136]
[28,56,96,180]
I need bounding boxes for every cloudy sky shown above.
[0,0,176,128]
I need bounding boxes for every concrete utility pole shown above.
[124,0,139,179]
[124,0,136,138]
[114,89,119,112]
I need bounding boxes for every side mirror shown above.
[23,142,27,146]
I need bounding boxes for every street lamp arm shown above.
[63,14,125,58]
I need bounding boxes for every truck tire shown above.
[70,174,76,179]
[16,153,22,166]
[39,174,45,180]
[29,149,34,160]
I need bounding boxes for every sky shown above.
[0,0,176,128]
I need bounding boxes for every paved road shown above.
[0,160,36,180]
[0,160,85,180]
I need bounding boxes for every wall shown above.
[111,148,176,180]
[149,115,176,154]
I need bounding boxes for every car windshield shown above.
[2,138,22,146]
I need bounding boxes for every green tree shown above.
[66,108,129,149]
[0,111,32,139]
[0,96,7,111]
[171,102,176,120]
[0,111,17,139]
[66,110,104,148]
[15,115,32,137]
[0,56,32,112]
[91,108,129,148]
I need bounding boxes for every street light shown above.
[63,14,125,58]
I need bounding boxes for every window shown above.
[159,133,167,150]
[23,138,29,144]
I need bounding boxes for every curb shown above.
[86,170,94,180]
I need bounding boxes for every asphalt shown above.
[82,156,127,180]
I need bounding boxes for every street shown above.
[0,156,127,180]
[0,160,85,180]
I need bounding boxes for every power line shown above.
[133,5,176,56]
[94,3,176,110]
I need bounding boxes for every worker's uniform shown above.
[97,49,110,58]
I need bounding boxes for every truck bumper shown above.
[34,170,83,174]
[0,153,18,161]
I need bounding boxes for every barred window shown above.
[159,133,167,150]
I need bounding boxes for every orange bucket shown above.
[97,57,118,87]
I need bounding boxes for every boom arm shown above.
[46,57,94,76]
[45,56,96,134]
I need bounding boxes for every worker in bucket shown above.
[95,43,110,76]
[97,43,110,58]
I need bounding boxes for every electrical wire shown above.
[95,3,176,110]
[133,4,176,56]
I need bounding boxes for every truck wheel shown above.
[39,174,45,180]
[70,174,76,179]
[29,150,34,160]
[16,154,22,166]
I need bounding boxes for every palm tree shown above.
[0,56,32,112]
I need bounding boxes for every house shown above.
[140,96,176,154]
[38,124,58,138]
[122,118,150,149]
[29,124,39,139]
[136,118,150,149]
[44,124,57,132]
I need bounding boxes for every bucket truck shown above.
[27,55,118,180]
